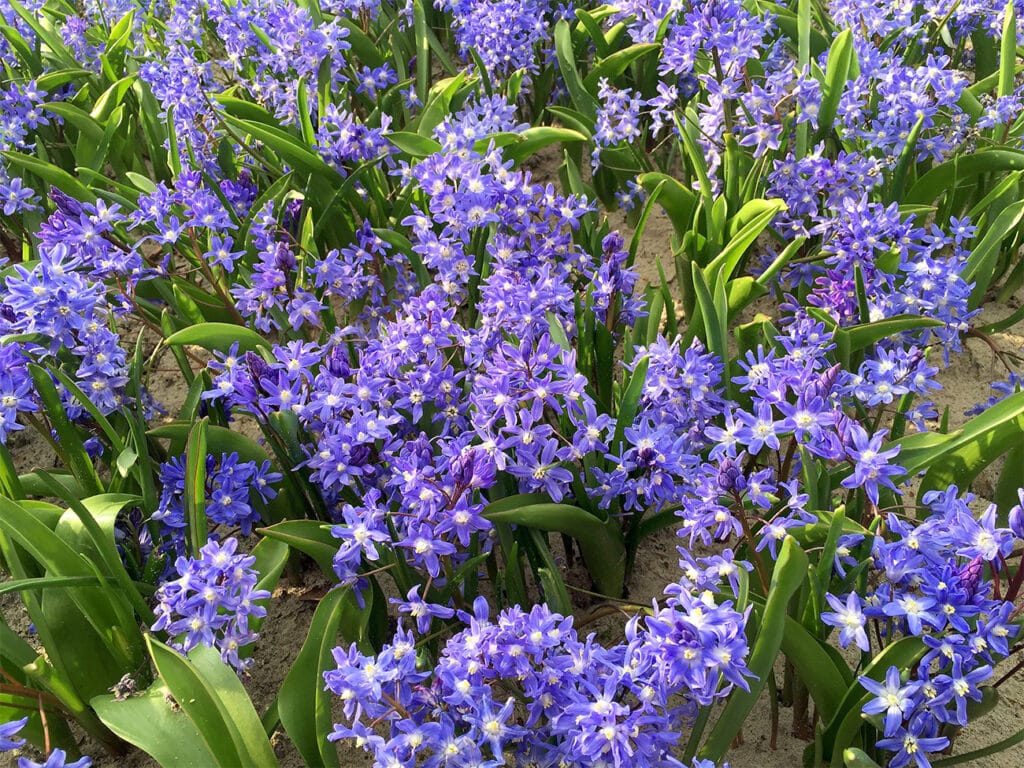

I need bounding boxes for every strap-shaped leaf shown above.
[185,419,209,557]
[164,321,271,353]
[905,149,1024,205]
[258,520,340,576]
[93,682,219,767]
[146,638,280,768]
[699,537,808,759]
[482,499,625,597]
[279,587,363,767]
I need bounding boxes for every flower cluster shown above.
[152,452,280,556]
[151,537,271,671]
[821,491,1021,768]
[326,576,750,768]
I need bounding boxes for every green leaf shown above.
[482,500,624,597]
[699,537,809,760]
[905,149,1024,205]
[815,29,855,144]
[221,114,340,182]
[91,75,137,123]
[505,127,588,164]
[258,520,339,576]
[146,638,280,768]
[554,20,597,119]
[164,322,272,353]
[638,172,697,236]
[149,421,269,465]
[279,588,354,767]
[705,199,786,282]
[778,613,848,724]
[891,115,925,201]
[0,496,139,687]
[917,390,1024,498]
[691,263,727,362]
[387,131,442,157]
[40,102,105,144]
[843,748,883,768]
[583,43,660,91]
[999,1,1017,99]
[1,151,94,202]
[545,105,595,136]
[835,315,945,355]
[93,682,219,767]
[931,723,1024,766]
[964,199,1024,306]
[821,636,926,762]
[412,0,430,104]
[185,419,209,557]
[28,365,103,496]
[612,355,649,454]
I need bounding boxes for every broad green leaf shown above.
[505,127,588,163]
[258,520,339,576]
[146,638,279,767]
[905,149,1024,205]
[28,365,103,496]
[705,199,786,282]
[612,355,650,454]
[1,151,94,202]
[834,315,945,357]
[0,496,139,693]
[93,682,219,767]
[964,199,1024,306]
[554,20,597,119]
[221,114,340,182]
[583,43,660,91]
[699,537,809,760]
[999,1,1017,99]
[185,419,208,556]
[917,390,1024,499]
[279,588,355,767]
[843,748,883,768]
[779,613,848,724]
[815,29,855,143]
[149,422,269,465]
[164,322,271,353]
[482,500,625,597]
[638,172,697,236]
[40,102,105,143]
[387,131,442,157]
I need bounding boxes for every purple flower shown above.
[840,427,904,505]
[860,666,919,736]
[0,717,27,751]
[821,592,870,651]
[17,750,91,768]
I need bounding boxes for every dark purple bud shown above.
[273,242,297,272]
[717,457,744,493]
[450,451,476,488]
[244,351,271,384]
[809,363,841,401]
[602,231,625,258]
[49,186,84,217]
[350,444,372,467]
[325,345,350,378]
[283,199,303,235]
[959,555,984,598]
[0,304,16,324]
